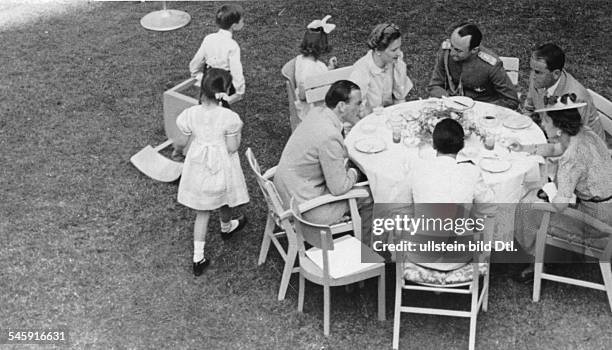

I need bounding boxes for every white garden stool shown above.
[140,1,191,32]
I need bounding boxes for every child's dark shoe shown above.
[220,215,247,240]
[193,258,210,276]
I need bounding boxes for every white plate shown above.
[354,137,387,154]
[503,115,532,129]
[479,157,511,173]
[443,96,475,110]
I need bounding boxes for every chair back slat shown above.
[245,148,285,220]
[587,89,612,138]
[290,197,334,251]
[499,56,519,86]
[404,203,478,266]
[304,66,354,104]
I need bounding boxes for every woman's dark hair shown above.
[547,108,582,136]
[200,68,232,103]
[300,29,331,60]
[433,118,465,154]
[366,22,401,51]
[216,4,244,30]
[325,80,360,109]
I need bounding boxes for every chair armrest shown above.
[276,208,293,222]
[531,203,612,236]
[298,188,370,214]
[354,181,370,187]
[166,77,197,93]
[262,166,276,180]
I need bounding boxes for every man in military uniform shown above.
[427,23,519,109]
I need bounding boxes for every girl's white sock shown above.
[193,241,205,263]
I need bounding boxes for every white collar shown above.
[546,76,561,96]
[217,29,233,39]
[366,50,389,74]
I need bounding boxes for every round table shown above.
[345,99,547,241]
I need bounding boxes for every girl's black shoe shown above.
[193,258,210,276]
[220,215,248,240]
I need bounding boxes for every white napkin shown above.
[542,182,576,204]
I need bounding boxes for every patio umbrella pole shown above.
[140,1,191,32]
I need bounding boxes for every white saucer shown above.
[479,157,511,173]
[354,137,387,154]
[443,96,475,111]
[503,115,532,129]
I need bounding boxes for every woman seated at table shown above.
[512,99,612,281]
[350,22,414,116]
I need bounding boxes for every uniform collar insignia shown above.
[477,51,497,65]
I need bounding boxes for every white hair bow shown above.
[307,15,336,34]
[215,92,229,101]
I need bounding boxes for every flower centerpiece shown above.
[414,107,480,141]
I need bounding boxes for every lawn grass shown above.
[1,0,611,349]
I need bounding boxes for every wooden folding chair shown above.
[245,148,370,301]
[392,206,493,350]
[587,89,612,149]
[290,197,385,336]
[303,65,354,104]
[499,56,519,86]
[531,203,612,312]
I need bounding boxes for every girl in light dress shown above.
[175,68,249,276]
[294,15,338,121]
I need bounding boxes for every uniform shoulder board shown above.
[457,160,475,165]
[478,51,497,66]
[441,39,451,50]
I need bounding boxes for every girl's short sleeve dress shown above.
[176,105,249,211]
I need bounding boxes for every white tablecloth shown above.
[345,99,547,241]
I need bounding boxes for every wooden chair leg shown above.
[533,262,544,302]
[532,213,549,302]
[392,278,402,350]
[258,215,275,265]
[483,271,490,312]
[277,246,297,301]
[323,285,331,336]
[599,262,612,312]
[298,273,305,312]
[378,271,386,321]
[468,314,477,350]
[468,272,479,350]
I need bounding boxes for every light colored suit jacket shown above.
[274,107,358,223]
[526,70,604,139]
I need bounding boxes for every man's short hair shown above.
[454,23,482,50]
[533,43,565,72]
[325,80,360,109]
[216,4,244,30]
[433,118,465,154]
